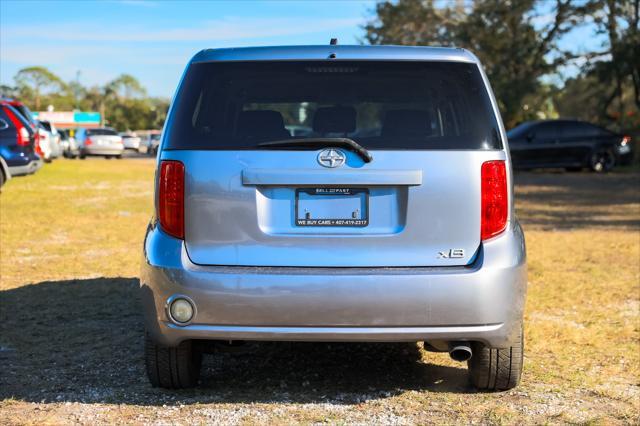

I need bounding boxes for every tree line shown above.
[0,68,168,132]
[364,0,639,131]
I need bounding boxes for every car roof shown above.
[191,45,479,64]
[0,97,24,106]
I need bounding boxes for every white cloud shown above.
[0,14,365,96]
[2,16,363,43]
[0,44,189,66]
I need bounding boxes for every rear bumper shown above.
[8,158,43,176]
[124,142,140,150]
[141,222,527,348]
[81,147,124,156]
[617,150,634,165]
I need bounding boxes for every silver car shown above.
[141,45,527,391]
[145,133,161,155]
[121,133,142,151]
[58,129,79,158]
[38,120,62,159]
[75,127,124,159]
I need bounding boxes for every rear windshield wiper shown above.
[257,138,373,163]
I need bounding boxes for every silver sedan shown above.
[75,127,124,159]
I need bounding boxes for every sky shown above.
[1,0,373,98]
[1,0,604,99]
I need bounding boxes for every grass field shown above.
[1,158,639,424]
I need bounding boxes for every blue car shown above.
[141,44,527,391]
[0,103,42,186]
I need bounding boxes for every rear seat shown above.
[237,110,290,142]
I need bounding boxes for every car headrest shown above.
[313,106,356,134]
[238,110,289,140]
[381,109,432,138]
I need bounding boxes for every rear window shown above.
[165,61,502,150]
[562,122,610,138]
[87,128,117,136]
[507,122,536,138]
[14,104,36,125]
[1,105,34,133]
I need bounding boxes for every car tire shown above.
[468,326,523,391]
[589,149,616,173]
[116,155,122,159]
[0,168,5,188]
[145,333,202,389]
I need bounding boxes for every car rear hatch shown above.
[160,59,506,267]
[87,130,121,147]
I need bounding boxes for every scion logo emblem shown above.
[317,149,346,168]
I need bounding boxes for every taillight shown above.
[481,160,508,241]
[3,107,30,146]
[34,131,43,156]
[621,135,631,145]
[85,137,93,146]
[158,160,185,239]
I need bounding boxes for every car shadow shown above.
[0,277,473,406]
[514,170,640,230]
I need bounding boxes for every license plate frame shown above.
[295,188,369,227]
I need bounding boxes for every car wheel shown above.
[0,169,5,188]
[105,156,112,160]
[589,149,616,173]
[145,333,202,389]
[116,155,123,159]
[79,154,86,160]
[468,325,523,391]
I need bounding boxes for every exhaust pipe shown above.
[448,342,473,362]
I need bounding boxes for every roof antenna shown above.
[330,38,338,45]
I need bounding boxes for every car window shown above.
[14,105,36,125]
[507,122,536,139]
[1,104,34,134]
[87,128,118,136]
[533,122,559,140]
[564,122,608,138]
[165,61,502,150]
[0,108,13,131]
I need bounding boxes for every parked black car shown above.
[507,119,633,172]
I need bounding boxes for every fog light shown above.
[170,298,194,324]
